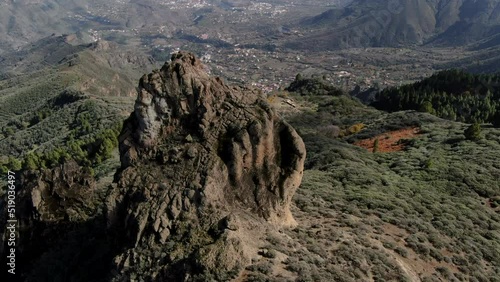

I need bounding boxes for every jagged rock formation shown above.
[107,51,306,280]
[0,160,107,281]
[18,160,97,222]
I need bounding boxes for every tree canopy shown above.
[372,69,500,126]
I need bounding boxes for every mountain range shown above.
[286,0,500,50]
[3,0,500,54]
[0,0,191,53]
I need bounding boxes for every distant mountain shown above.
[0,0,77,52]
[286,0,500,50]
[0,0,190,53]
[0,35,87,77]
[0,34,155,77]
[434,44,500,73]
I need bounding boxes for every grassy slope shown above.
[243,94,500,281]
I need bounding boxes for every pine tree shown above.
[7,157,22,171]
[464,123,482,141]
[419,101,435,115]
[24,152,38,170]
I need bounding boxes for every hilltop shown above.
[263,81,500,281]
[0,51,308,281]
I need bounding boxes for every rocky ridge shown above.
[106,51,306,280]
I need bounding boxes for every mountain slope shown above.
[0,36,155,166]
[371,69,500,125]
[0,0,100,52]
[0,0,191,53]
[286,0,500,50]
[272,91,500,282]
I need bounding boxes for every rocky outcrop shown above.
[18,160,97,222]
[0,160,106,281]
[108,51,306,280]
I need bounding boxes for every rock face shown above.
[0,160,104,281]
[19,160,97,222]
[108,51,306,280]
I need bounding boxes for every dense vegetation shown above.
[241,90,500,282]
[0,92,122,174]
[286,74,345,96]
[0,42,153,282]
[372,69,500,125]
[0,48,141,175]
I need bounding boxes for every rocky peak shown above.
[130,51,218,147]
[108,51,306,279]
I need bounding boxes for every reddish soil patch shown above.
[355,127,421,153]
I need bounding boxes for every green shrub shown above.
[464,123,482,141]
[394,247,409,258]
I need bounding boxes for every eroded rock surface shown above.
[0,160,105,281]
[108,51,306,280]
[19,160,97,222]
